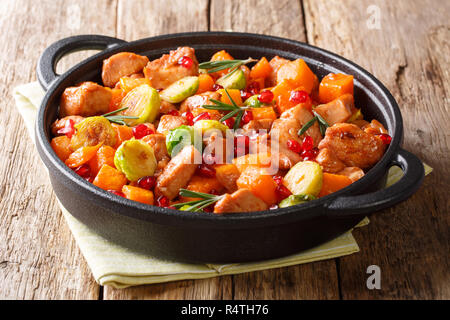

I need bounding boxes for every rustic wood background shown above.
[0,0,448,299]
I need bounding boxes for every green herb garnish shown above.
[171,189,224,212]
[298,111,330,136]
[199,58,256,80]
[101,107,139,126]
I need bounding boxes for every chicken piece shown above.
[214,189,268,214]
[179,91,220,113]
[215,164,241,193]
[155,145,200,200]
[337,167,365,182]
[141,133,170,162]
[362,119,388,135]
[279,104,323,146]
[51,115,84,136]
[316,148,346,173]
[318,123,387,169]
[60,81,112,117]
[243,119,274,134]
[143,47,199,89]
[267,56,289,87]
[159,100,178,114]
[351,119,370,128]
[101,52,149,87]
[156,115,188,135]
[314,94,355,126]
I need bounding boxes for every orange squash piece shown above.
[197,73,215,94]
[89,145,116,176]
[51,135,73,162]
[236,166,278,205]
[109,88,127,112]
[111,123,134,148]
[251,107,277,121]
[318,173,353,198]
[233,153,274,173]
[65,144,102,168]
[93,164,127,192]
[180,175,224,202]
[271,79,312,114]
[122,185,154,205]
[209,50,234,78]
[119,76,152,93]
[276,59,316,94]
[318,73,354,104]
[214,164,240,193]
[219,88,243,105]
[250,57,272,80]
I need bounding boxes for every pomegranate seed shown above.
[167,109,180,116]
[276,184,292,201]
[109,190,125,197]
[257,90,274,104]
[74,164,91,178]
[269,204,279,210]
[137,176,156,190]
[287,139,302,153]
[312,147,319,156]
[301,149,316,161]
[222,117,235,129]
[178,56,193,68]
[242,110,253,124]
[157,195,170,207]
[133,124,154,139]
[193,112,211,123]
[289,90,309,104]
[247,82,260,95]
[241,90,252,101]
[197,164,216,178]
[377,133,392,145]
[57,119,75,138]
[302,136,314,151]
[273,175,283,185]
[167,206,176,210]
[234,135,250,156]
[212,84,223,91]
[182,111,194,125]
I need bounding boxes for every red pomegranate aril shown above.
[167,206,176,210]
[240,90,252,101]
[157,195,170,207]
[137,176,156,190]
[287,139,302,153]
[182,111,194,125]
[193,112,211,123]
[57,119,75,138]
[197,164,216,178]
[289,90,309,104]
[257,90,274,104]
[133,124,154,139]
[74,164,91,178]
[302,136,314,151]
[377,133,392,145]
[178,56,193,68]
[222,117,235,129]
[167,109,180,116]
[242,110,253,124]
[273,175,283,185]
[276,184,292,201]
[312,147,319,156]
[247,81,260,95]
[212,84,223,91]
[109,190,125,197]
[301,149,316,161]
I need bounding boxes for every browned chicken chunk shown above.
[143,47,199,89]
[316,148,346,173]
[102,52,149,87]
[318,123,387,169]
[314,94,355,126]
[337,167,365,182]
[267,56,289,87]
[142,133,171,176]
[214,189,268,213]
[155,145,200,200]
[51,115,84,136]
[156,115,188,135]
[179,91,220,113]
[60,81,111,117]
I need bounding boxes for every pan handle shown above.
[37,34,127,90]
[325,148,424,218]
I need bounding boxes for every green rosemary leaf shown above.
[233,110,244,130]
[298,117,317,136]
[313,111,330,128]
[219,109,240,122]
[199,58,257,74]
[101,106,129,117]
[178,189,217,200]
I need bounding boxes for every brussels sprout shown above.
[70,116,117,150]
[119,84,160,125]
[165,125,196,157]
[244,95,262,108]
[283,161,323,197]
[193,120,228,135]
[216,69,246,90]
[160,76,199,103]
[114,139,157,181]
[279,194,317,208]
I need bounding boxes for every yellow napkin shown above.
[13,82,432,289]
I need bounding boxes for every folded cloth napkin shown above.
[13,82,433,288]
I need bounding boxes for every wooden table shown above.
[0,0,448,300]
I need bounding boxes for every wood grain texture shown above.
[304,0,449,299]
[0,0,118,299]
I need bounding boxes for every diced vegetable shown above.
[197,74,215,94]
[244,95,262,108]
[160,76,199,103]
[180,175,224,202]
[194,120,228,135]
[283,161,323,197]
[276,59,316,94]
[119,77,151,93]
[318,73,354,104]
[209,50,234,77]
[318,173,352,197]
[119,84,160,125]
[236,166,278,205]
[109,88,127,112]
[233,153,273,173]
[279,194,316,208]
[122,185,154,205]
[165,125,196,157]
[51,135,72,161]
[93,164,127,191]
[70,116,117,151]
[89,145,116,176]
[250,57,272,80]
[313,94,355,126]
[65,143,102,168]
[111,123,134,148]
[114,139,157,181]
[251,107,277,121]
[215,164,240,193]
[216,69,246,90]
[219,88,243,105]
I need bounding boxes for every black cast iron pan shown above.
[35,32,424,263]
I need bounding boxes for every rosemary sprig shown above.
[101,107,139,126]
[171,189,224,212]
[297,111,330,136]
[202,89,248,130]
[199,58,257,80]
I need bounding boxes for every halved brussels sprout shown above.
[119,84,160,125]
[70,116,117,150]
[165,125,196,157]
[244,95,262,108]
[283,161,323,197]
[114,139,157,181]
[193,120,228,135]
[159,76,199,103]
[216,69,246,90]
[279,194,317,208]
